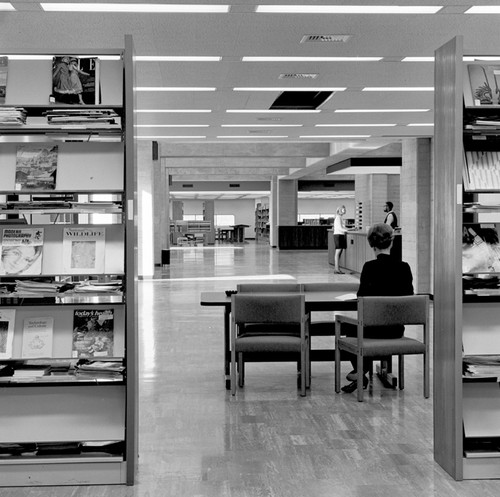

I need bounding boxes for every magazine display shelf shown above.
[434,36,500,480]
[0,37,137,486]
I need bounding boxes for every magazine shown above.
[0,309,15,359]
[72,309,114,358]
[465,63,500,107]
[52,56,100,105]
[0,228,44,276]
[0,56,7,104]
[463,224,500,274]
[15,145,58,191]
[21,317,53,358]
[62,227,105,274]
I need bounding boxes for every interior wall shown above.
[297,198,355,220]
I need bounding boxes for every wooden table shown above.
[200,290,357,389]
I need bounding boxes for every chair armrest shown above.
[334,312,358,326]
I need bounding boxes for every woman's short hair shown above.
[367,223,394,249]
[336,205,345,215]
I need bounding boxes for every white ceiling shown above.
[2,1,500,198]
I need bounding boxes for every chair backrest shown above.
[232,293,305,325]
[237,283,301,293]
[358,295,429,327]
[301,281,359,293]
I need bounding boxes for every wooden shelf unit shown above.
[0,37,138,486]
[255,203,269,241]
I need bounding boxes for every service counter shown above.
[278,225,331,250]
[328,230,402,273]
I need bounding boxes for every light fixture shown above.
[233,87,346,91]
[135,56,221,62]
[216,135,289,139]
[362,87,434,92]
[464,56,500,61]
[465,6,500,14]
[227,109,321,113]
[300,135,370,138]
[135,124,210,128]
[335,109,429,113]
[221,124,302,127]
[402,57,434,62]
[41,3,230,13]
[136,135,207,139]
[135,87,216,91]
[316,124,396,127]
[2,54,120,60]
[135,109,212,113]
[0,3,14,10]
[407,123,434,127]
[242,56,381,62]
[255,5,442,14]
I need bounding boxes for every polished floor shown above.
[4,241,500,496]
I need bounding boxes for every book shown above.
[15,145,58,191]
[72,308,114,358]
[0,56,7,104]
[463,151,500,191]
[51,56,100,105]
[465,63,500,107]
[0,228,44,276]
[0,309,15,360]
[62,227,105,274]
[21,317,53,358]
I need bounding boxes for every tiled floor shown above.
[4,242,500,496]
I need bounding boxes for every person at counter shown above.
[383,201,398,229]
[340,223,414,393]
[333,205,348,274]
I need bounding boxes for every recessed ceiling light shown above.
[221,124,302,127]
[217,135,289,139]
[362,87,434,92]
[135,109,212,113]
[135,124,210,128]
[41,3,230,12]
[243,56,381,62]
[135,56,221,62]
[255,5,442,14]
[407,123,434,127]
[135,87,216,92]
[402,57,434,62]
[316,124,396,127]
[300,135,370,138]
[233,87,346,91]
[227,109,321,113]
[0,3,14,10]
[465,7,500,14]
[335,109,429,113]
[136,136,207,139]
[464,56,500,61]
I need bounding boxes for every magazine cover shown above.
[0,56,7,104]
[0,309,15,359]
[72,309,114,358]
[466,64,500,107]
[0,228,44,276]
[62,227,105,274]
[15,145,58,191]
[21,316,54,358]
[52,56,100,105]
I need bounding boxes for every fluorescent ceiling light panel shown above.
[136,56,221,62]
[407,123,434,127]
[135,124,210,128]
[136,136,207,139]
[135,87,216,91]
[234,87,346,91]
[465,7,500,14]
[222,124,302,127]
[135,109,212,113]
[0,3,14,10]
[335,109,429,113]
[300,135,370,138]
[227,109,321,113]
[464,56,500,61]
[41,3,230,13]
[362,87,434,92]
[217,135,289,138]
[243,56,381,62]
[256,5,442,14]
[3,54,120,61]
[316,123,395,127]
[402,57,434,62]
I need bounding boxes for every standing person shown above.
[383,201,398,229]
[340,223,414,393]
[333,205,348,274]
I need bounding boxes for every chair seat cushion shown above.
[236,335,302,353]
[240,323,300,336]
[338,337,426,357]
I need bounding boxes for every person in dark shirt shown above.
[383,201,398,229]
[341,222,414,393]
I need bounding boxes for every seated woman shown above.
[341,223,414,393]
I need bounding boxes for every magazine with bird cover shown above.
[62,227,105,274]
[72,308,114,358]
[0,309,15,359]
[0,56,7,104]
[0,228,44,276]
[465,63,500,107]
[15,145,58,191]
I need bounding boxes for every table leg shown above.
[224,306,231,389]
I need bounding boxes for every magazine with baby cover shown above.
[15,145,58,191]
[52,56,100,105]
[0,228,44,276]
[72,309,114,358]
[62,227,105,274]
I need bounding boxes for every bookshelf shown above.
[255,203,269,241]
[0,37,137,486]
[434,36,500,480]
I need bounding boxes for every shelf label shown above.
[128,200,134,220]
[457,184,462,205]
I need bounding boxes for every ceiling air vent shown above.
[257,117,282,121]
[248,129,271,134]
[279,73,318,80]
[229,184,240,188]
[182,184,194,188]
[301,34,352,43]
[270,91,333,110]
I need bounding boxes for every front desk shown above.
[328,230,402,273]
[278,225,331,250]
